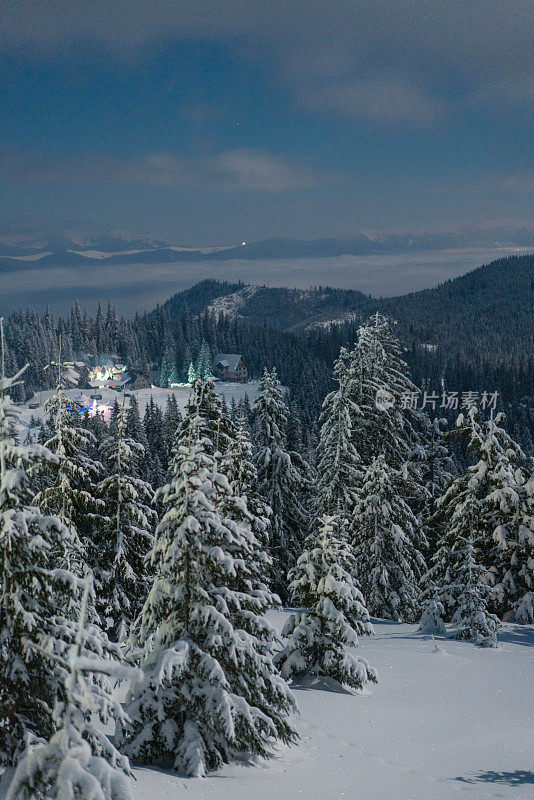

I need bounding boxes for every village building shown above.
[212,354,248,383]
[87,355,132,389]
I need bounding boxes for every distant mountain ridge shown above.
[2,229,534,270]
[159,254,534,371]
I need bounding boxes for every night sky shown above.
[1,1,533,244]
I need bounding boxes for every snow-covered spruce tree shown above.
[341,314,432,530]
[0,335,127,768]
[351,454,428,622]
[196,339,213,380]
[417,586,446,635]
[276,515,376,690]
[286,401,304,455]
[96,402,156,641]
[171,378,273,604]
[143,397,167,484]
[225,408,271,549]
[118,416,297,777]
[253,368,313,601]
[0,358,71,766]
[316,348,363,521]
[424,409,532,620]
[164,393,182,463]
[482,414,534,617]
[512,478,534,622]
[160,341,178,388]
[125,395,148,469]
[450,530,501,647]
[32,350,105,575]
[6,580,140,800]
[178,376,235,462]
[423,412,483,617]
[418,415,455,551]
[484,469,534,623]
[174,379,272,595]
[346,314,422,469]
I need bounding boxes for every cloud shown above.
[210,150,323,191]
[499,172,534,195]
[298,73,443,127]
[2,247,530,316]
[0,145,328,192]
[2,2,533,125]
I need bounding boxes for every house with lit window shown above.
[87,355,131,389]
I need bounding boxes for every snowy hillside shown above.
[206,284,262,318]
[128,613,533,800]
[2,613,530,800]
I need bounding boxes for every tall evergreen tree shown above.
[418,415,454,551]
[96,402,156,641]
[32,349,105,577]
[483,415,534,617]
[6,579,139,800]
[424,409,533,620]
[178,377,234,461]
[119,412,296,777]
[351,455,427,622]
[346,314,423,470]
[316,348,362,521]
[196,339,213,380]
[143,397,167,483]
[181,343,193,382]
[138,352,153,389]
[125,394,148,473]
[160,343,178,388]
[286,401,304,454]
[0,358,73,766]
[276,515,376,690]
[224,408,271,549]
[163,393,182,464]
[450,531,501,647]
[0,328,126,768]
[510,477,534,623]
[253,368,313,600]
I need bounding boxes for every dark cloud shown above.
[2,1,533,125]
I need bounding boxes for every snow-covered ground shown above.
[124,614,534,800]
[0,617,532,799]
[16,380,264,437]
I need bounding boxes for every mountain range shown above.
[2,229,534,270]
[161,254,534,365]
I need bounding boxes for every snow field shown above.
[125,612,533,800]
[16,381,265,437]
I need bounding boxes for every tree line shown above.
[3,275,533,456]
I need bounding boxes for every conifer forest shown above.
[0,266,533,798]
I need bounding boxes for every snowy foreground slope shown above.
[0,612,531,799]
[133,614,532,800]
